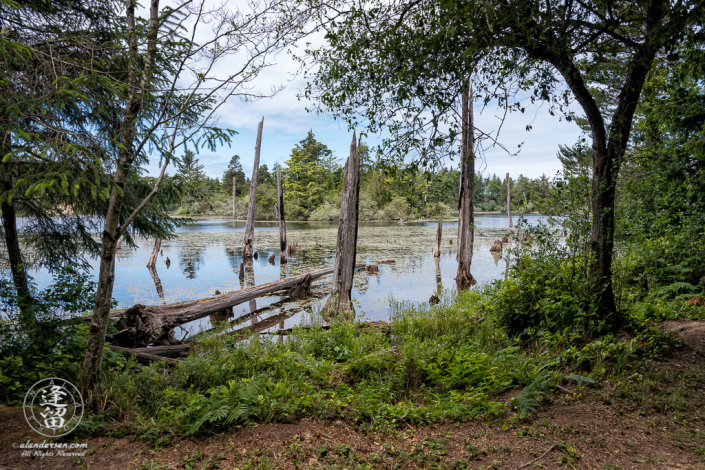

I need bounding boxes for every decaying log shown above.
[209,289,234,325]
[129,344,191,358]
[111,265,366,340]
[270,320,391,335]
[106,304,180,348]
[434,216,442,257]
[146,238,162,268]
[324,131,360,316]
[366,264,379,274]
[377,259,395,264]
[490,240,503,252]
[106,345,180,366]
[243,117,263,259]
[277,168,287,264]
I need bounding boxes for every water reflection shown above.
[28,215,546,328]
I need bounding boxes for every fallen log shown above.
[108,264,365,346]
[106,345,181,366]
[269,320,391,335]
[129,344,192,358]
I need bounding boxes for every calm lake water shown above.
[30,215,545,337]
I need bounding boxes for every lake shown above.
[30,215,545,337]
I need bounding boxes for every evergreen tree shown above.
[221,154,247,196]
[283,131,333,219]
[177,151,207,201]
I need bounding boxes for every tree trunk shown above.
[434,216,442,257]
[277,168,287,264]
[456,85,476,290]
[506,172,513,228]
[146,238,161,268]
[80,0,161,396]
[243,117,263,259]
[1,172,34,324]
[232,176,237,218]
[324,131,360,316]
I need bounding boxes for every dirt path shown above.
[2,321,704,470]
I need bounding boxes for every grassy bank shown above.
[89,288,702,447]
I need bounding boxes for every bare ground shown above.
[1,320,704,470]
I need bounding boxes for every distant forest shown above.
[174,130,578,220]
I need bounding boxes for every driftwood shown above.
[243,117,264,259]
[434,216,442,257]
[277,168,287,264]
[106,345,180,366]
[147,238,162,268]
[324,132,360,316]
[490,240,503,252]
[107,264,366,346]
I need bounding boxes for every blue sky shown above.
[142,13,586,183]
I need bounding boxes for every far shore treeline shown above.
[174,130,571,221]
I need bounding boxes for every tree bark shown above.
[434,216,442,257]
[324,131,360,316]
[506,172,513,229]
[1,171,34,324]
[80,0,161,396]
[277,167,287,264]
[146,238,161,268]
[243,117,263,259]
[456,85,476,290]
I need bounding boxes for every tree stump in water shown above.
[147,238,162,268]
[456,82,476,292]
[434,216,442,257]
[366,264,379,274]
[490,240,503,252]
[288,274,312,300]
[502,236,509,243]
[239,262,245,281]
[253,251,259,260]
[324,132,360,317]
[165,257,171,268]
[277,168,287,264]
[268,254,275,265]
[243,117,264,259]
[429,294,440,305]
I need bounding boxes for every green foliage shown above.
[0,266,117,402]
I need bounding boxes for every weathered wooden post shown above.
[232,176,237,218]
[243,117,263,259]
[506,172,513,229]
[456,83,476,290]
[434,216,442,257]
[146,238,161,268]
[277,168,287,264]
[323,131,360,317]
